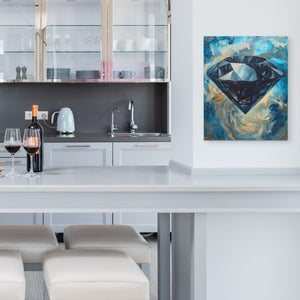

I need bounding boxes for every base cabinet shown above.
[113,213,157,233]
[43,213,113,233]
[43,142,113,232]
[113,142,171,232]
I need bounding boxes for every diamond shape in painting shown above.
[204,36,288,140]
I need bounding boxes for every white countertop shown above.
[1,165,300,192]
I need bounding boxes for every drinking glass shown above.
[4,128,22,176]
[23,128,40,178]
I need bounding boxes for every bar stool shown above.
[0,225,59,299]
[0,225,59,270]
[64,225,152,278]
[42,249,149,300]
[0,249,26,300]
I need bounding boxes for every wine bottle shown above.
[27,105,43,172]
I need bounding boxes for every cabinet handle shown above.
[0,149,6,152]
[0,160,23,164]
[134,144,159,148]
[65,145,91,148]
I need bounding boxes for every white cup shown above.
[124,39,134,51]
[113,40,118,51]
[138,37,151,51]
[148,38,158,51]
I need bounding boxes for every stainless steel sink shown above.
[109,132,165,137]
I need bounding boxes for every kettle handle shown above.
[51,111,59,124]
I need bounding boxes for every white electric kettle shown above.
[51,107,75,134]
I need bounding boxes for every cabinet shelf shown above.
[47,25,101,27]
[113,51,167,54]
[0,25,34,27]
[113,25,167,27]
[2,51,34,54]
[47,51,101,53]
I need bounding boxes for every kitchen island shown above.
[2,165,300,300]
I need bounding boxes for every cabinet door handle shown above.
[134,144,159,148]
[0,160,23,164]
[0,148,6,152]
[65,145,91,148]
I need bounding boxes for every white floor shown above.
[25,234,158,300]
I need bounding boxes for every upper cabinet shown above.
[0,0,37,82]
[110,0,169,81]
[0,0,170,83]
[43,0,104,82]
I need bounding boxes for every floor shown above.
[25,234,158,300]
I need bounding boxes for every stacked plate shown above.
[76,70,100,79]
[144,66,165,79]
[47,68,70,80]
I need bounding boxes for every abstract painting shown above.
[204,36,288,140]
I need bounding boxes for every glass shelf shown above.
[3,51,34,54]
[114,25,167,27]
[113,51,167,53]
[47,51,101,53]
[47,25,101,27]
[0,25,35,27]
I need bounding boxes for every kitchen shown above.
[0,0,300,300]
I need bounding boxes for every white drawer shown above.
[0,144,26,158]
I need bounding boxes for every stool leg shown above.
[44,281,50,300]
[141,263,151,280]
[158,213,171,300]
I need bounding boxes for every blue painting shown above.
[204,36,288,140]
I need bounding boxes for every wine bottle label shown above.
[27,137,39,147]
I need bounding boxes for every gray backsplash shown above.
[0,83,168,135]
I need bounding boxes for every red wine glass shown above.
[4,128,21,176]
[23,128,40,178]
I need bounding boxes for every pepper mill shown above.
[16,66,21,80]
[22,66,27,80]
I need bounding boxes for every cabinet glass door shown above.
[0,0,36,82]
[110,0,169,82]
[45,0,104,82]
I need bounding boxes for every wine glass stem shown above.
[11,154,15,174]
[29,155,34,175]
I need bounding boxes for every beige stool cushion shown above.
[0,250,25,300]
[42,249,149,300]
[64,225,151,263]
[0,225,58,263]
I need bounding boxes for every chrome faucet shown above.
[128,99,138,134]
[111,106,119,136]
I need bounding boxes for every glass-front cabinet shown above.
[44,0,104,81]
[0,0,170,83]
[110,0,169,81]
[0,0,37,82]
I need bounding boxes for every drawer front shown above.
[44,143,113,168]
[113,142,171,166]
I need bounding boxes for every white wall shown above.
[171,1,300,300]
[172,0,300,169]
[207,213,300,300]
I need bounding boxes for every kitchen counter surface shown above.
[1,165,300,192]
